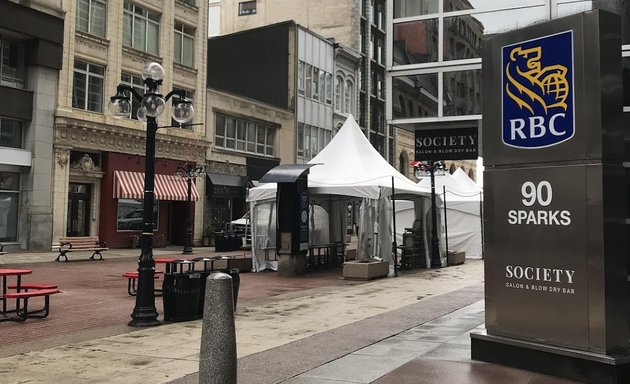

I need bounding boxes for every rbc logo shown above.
[502,31,574,149]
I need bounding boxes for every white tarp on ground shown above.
[247,115,441,272]
[396,171,483,259]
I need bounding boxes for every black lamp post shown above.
[176,163,205,254]
[109,62,194,327]
[416,160,445,269]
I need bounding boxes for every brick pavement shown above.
[0,248,355,358]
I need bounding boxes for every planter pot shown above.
[447,251,465,266]
[343,260,389,281]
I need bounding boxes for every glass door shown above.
[67,183,91,237]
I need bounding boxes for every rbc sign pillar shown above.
[471,10,629,384]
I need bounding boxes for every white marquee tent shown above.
[247,116,443,272]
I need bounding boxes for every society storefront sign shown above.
[414,127,478,160]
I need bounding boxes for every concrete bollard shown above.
[199,272,236,384]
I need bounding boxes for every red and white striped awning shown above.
[113,170,200,201]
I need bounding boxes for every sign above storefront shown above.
[414,127,478,161]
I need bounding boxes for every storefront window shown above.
[0,172,19,242]
[117,198,158,231]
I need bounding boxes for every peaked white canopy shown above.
[451,168,482,194]
[417,171,480,202]
[248,115,430,202]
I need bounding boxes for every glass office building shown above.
[386,0,630,179]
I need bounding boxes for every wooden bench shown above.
[122,271,163,296]
[4,288,60,322]
[56,236,108,262]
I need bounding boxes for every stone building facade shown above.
[50,0,208,249]
[0,1,64,251]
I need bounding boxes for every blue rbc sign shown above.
[502,31,575,149]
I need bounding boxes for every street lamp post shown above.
[416,160,445,269]
[109,62,194,327]
[176,163,205,254]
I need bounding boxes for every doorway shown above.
[67,183,91,237]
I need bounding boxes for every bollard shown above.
[199,272,236,384]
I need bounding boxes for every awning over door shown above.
[113,170,200,201]
[206,173,246,187]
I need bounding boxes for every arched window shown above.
[449,163,456,174]
[468,169,475,181]
[334,122,343,135]
[344,80,353,114]
[408,100,414,117]
[335,76,343,112]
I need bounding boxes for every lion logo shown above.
[505,46,570,115]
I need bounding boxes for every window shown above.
[73,60,104,113]
[297,123,304,157]
[374,3,385,30]
[121,72,145,120]
[319,70,326,103]
[298,125,333,161]
[174,22,195,67]
[215,113,275,156]
[76,0,106,38]
[239,1,256,15]
[376,38,384,65]
[312,67,320,101]
[298,61,304,95]
[344,80,353,114]
[117,198,158,231]
[170,88,194,128]
[0,118,22,149]
[0,36,26,88]
[325,73,333,104]
[335,76,343,111]
[304,64,312,98]
[0,172,19,242]
[123,1,160,55]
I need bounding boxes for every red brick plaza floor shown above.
[1,252,350,356]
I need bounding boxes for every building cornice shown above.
[54,117,210,163]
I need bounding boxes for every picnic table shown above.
[0,268,32,321]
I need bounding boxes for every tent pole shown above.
[391,177,398,277]
[479,191,484,259]
[443,185,449,259]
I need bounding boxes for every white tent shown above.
[452,168,482,194]
[247,116,442,272]
[396,170,483,259]
[248,116,433,201]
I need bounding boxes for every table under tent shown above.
[247,116,445,273]
[395,170,483,264]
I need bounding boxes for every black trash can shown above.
[162,269,203,322]
[219,268,240,310]
[197,268,240,317]
[195,270,214,318]
[215,232,227,251]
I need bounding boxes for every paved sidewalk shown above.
[0,255,576,384]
